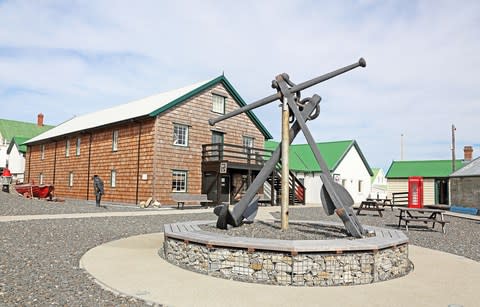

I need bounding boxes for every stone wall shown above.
[164,238,411,286]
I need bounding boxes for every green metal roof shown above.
[385,160,464,178]
[0,118,54,142]
[7,136,31,153]
[149,75,273,139]
[265,139,373,175]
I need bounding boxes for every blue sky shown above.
[1,0,479,171]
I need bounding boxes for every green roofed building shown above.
[0,115,54,182]
[385,159,465,205]
[265,140,373,204]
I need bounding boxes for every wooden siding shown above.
[387,178,435,205]
[25,119,155,204]
[152,83,265,205]
[24,82,266,205]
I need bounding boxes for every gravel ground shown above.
[0,192,215,306]
[0,191,160,216]
[1,191,479,306]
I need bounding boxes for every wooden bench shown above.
[171,193,212,209]
[396,207,450,234]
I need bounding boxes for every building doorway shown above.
[435,179,449,204]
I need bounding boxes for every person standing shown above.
[93,175,104,207]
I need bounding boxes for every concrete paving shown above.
[80,232,480,307]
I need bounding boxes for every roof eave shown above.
[148,75,273,140]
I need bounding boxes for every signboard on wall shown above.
[220,162,228,174]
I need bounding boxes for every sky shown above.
[1,0,479,171]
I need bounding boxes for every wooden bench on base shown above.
[171,193,212,210]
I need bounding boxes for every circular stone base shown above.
[163,220,412,287]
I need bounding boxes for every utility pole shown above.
[400,133,404,160]
[451,124,456,172]
[281,96,290,230]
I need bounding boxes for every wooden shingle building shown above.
[24,76,272,206]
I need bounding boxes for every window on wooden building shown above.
[173,124,189,146]
[39,173,44,185]
[342,179,347,187]
[40,144,45,160]
[172,170,187,192]
[212,94,226,114]
[112,130,119,152]
[242,136,254,153]
[65,139,70,157]
[68,172,74,187]
[358,180,363,193]
[76,137,81,156]
[111,169,116,188]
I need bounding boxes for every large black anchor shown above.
[210,58,367,238]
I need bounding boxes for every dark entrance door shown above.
[435,179,449,204]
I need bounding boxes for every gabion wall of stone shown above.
[163,238,412,286]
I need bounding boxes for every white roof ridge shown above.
[26,77,217,144]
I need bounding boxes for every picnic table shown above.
[356,200,385,217]
[367,197,393,210]
[396,207,449,234]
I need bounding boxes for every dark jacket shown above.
[93,176,104,195]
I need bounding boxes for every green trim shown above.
[148,76,273,139]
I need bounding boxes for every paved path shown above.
[80,232,479,307]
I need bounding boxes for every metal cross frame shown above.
[211,58,367,238]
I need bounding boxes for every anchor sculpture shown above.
[211,58,367,238]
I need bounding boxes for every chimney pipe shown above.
[37,113,44,127]
[464,145,473,161]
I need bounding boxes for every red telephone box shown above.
[408,176,424,208]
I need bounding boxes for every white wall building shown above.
[266,140,373,205]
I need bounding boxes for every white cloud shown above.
[0,0,479,171]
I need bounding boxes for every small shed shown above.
[449,156,480,211]
[386,160,464,205]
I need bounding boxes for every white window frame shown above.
[173,124,189,147]
[76,137,81,156]
[242,136,254,153]
[358,180,363,193]
[40,144,45,160]
[172,170,187,192]
[39,173,44,185]
[212,94,226,114]
[111,169,116,188]
[68,172,74,187]
[112,130,119,152]
[65,139,70,157]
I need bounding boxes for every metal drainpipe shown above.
[27,147,32,183]
[53,141,57,185]
[135,122,142,205]
[86,133,92,201]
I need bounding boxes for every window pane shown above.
[172,171,187,192]
[212,94,225,114]
[111,170,116,188]
[112,130,118,151]
[173,124,188,146]
[69,172,74,187]
[65,140,70,157]
[76,138,81,156]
